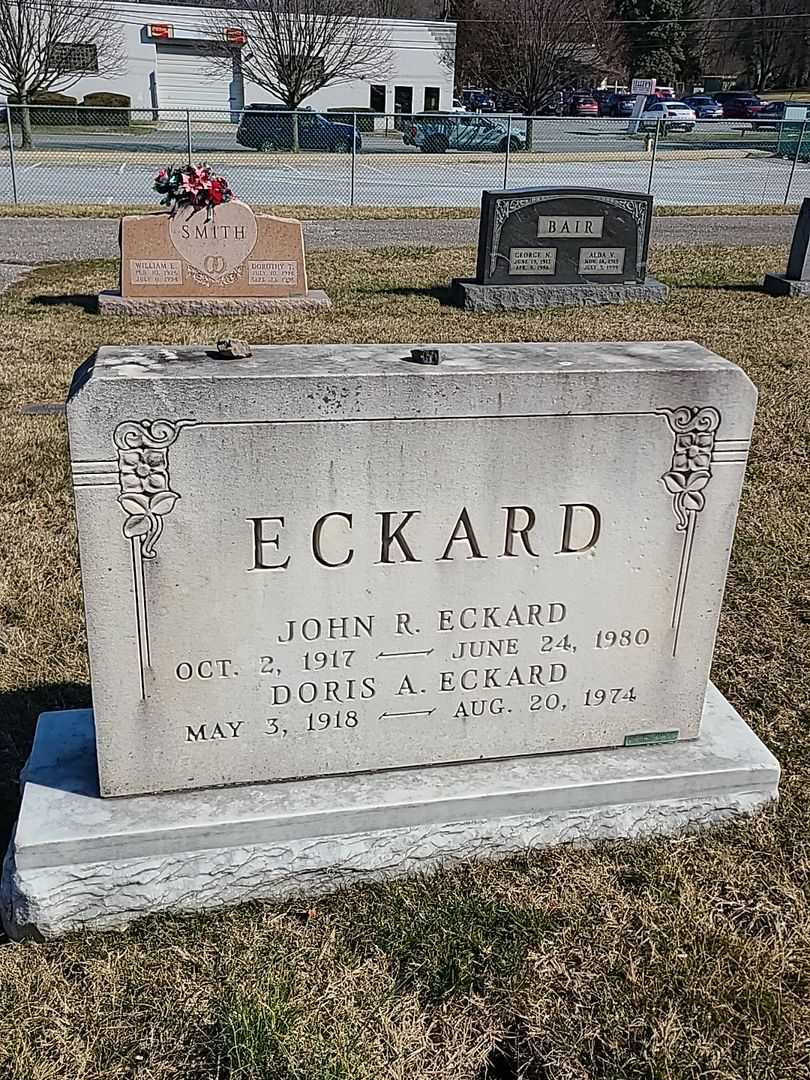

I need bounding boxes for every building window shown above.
[278,53,324,81]
[369,84,386,112]
[424,87,440,111]
[50,42,99,73]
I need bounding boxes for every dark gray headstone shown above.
[474,188,654,287]
[762,197,810,296]
[785,197,810,281]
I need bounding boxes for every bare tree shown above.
[731,0,800,90]
[483,0,624,144]
[0,0,123,149]
[207,0,392,150]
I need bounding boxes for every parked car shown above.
[654,86,676,100]
[539,91,566,116]
[714,91,765,119]
[403,114,525,153]
[592,89,615,115]
[683,95,724,119]
[603,92,638,117]
[639,100,696,132]
[236,106,361,152]
[567,93,599,116]
[461,89,496,113]
[755,100,810,128]
[450,97,467,113]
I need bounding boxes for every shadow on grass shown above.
[0,682,91,856]
[376,284,457,307]
[30,293,99,313]
[683,282,766,293]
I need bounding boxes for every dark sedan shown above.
[602,92,637,117]
[236,106,361,152]
[683,95,723,119]
[755,100,810,129]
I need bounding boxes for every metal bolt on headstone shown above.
[408,347,441,365]
[216,339,253,360]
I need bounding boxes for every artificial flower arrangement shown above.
[153,164,233,215]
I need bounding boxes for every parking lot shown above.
[1,113,807,207]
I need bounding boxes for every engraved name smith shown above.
[179,222,248,241]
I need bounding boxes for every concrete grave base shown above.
[762,273,810,298]
[97,289,332,316]
[450,276,669,311]
[1,683,778,940]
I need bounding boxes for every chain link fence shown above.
[1,105,809,209]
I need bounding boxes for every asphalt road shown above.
[2,155,808,208]
[0,214,794,270]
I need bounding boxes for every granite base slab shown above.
[1,683,778,940]
[97,289,332,316]
[762,273,810,297]
[451,277,668,311]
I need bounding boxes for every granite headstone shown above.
[452,187,668,310]
[64,341,754,799]
[1,340,779,939]
[763,197,810,297]
[98,199,331,315]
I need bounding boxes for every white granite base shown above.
[1,683,778,939]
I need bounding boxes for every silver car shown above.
[403,114,525,153]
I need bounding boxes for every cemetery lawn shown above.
[1,244,808,1080]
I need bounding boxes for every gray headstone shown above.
[65,342,755,798]
[474,188,654,286]
[762,197,810,296]
[785,197,810,281]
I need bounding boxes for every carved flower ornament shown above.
[658,407,720,531]
[120,448,169,493]
[115,420,187,558]
[673,432,713,472]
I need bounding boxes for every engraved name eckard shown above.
[246,502,602,571]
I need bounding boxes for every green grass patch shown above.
[341,873,552,1004]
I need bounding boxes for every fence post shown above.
[647,118,661,195]
[185,109,192,164]
[502,115,512,189]
[6,105,18,205]
[350,112,357,206]
[785,118,807,205]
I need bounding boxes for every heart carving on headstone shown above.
[169,199,258,280]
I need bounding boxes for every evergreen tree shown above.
[614,0,687,83]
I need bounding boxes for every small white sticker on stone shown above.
[248,261,299,285]
[129,260,182,285]
[578,248,626,275]
[508,247,557,275]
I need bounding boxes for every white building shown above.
[64,3,456,116]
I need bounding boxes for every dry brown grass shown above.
[0,244,808,1080]
[0,202,801,220]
